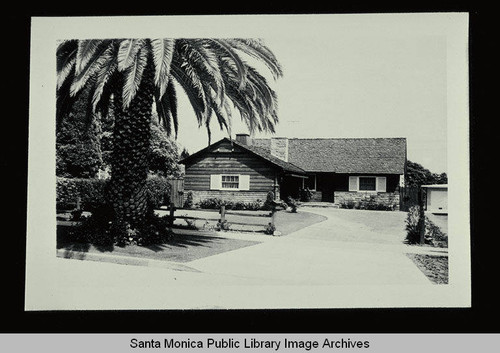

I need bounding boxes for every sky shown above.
[173,17,449,174]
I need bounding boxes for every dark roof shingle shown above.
[253,137,406,174]
[179,138,306,175]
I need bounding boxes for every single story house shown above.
[179,134,407,209]
[422,184,448,214]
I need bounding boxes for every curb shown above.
[56,249,202,273]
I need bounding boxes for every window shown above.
[348,176,387,192]
[210,174,250,191]
[221,175,239,189]
[359,177,376,191]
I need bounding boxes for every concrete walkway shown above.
[187,207,434,285]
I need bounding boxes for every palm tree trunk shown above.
[108,61,155,234]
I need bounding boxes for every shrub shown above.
[405,205,424,244]
[183,191,194,209]
[299,187,313,202]
[56,177,108,211]
[57,175,171,212]
[144,174,171,209]
[265,222,276,235]
[405,206,448,246]
[286,196,298,213]
[340,200,356,209]
[198,198,225,209]
[424,217,448,247]
[216,220,230,231]
[245,199,263,211]
[262,191,275,210]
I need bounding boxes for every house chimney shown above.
[235,133,252,146]
[270,137,289,162]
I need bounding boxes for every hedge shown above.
[197,197,263,211]
[57,175,171,211]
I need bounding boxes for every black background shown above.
[3,2,495,334]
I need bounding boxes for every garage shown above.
[422,184,448,214]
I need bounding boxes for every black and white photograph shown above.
[25,13,470,311]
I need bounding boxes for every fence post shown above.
[76,196,81,211]
[169,202,175,226]
[418,188,426,244]
[219,205,226,223]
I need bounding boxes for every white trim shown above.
[349,176,387,192]
[211,174,251,191]
[220,174,240,190]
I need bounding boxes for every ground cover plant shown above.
[406,253,448,284]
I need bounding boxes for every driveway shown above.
[187,207,432,285]
[44,207,439,310]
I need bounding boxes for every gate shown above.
[399,186,423,212]
[168,178,184,208]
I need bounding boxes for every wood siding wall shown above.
[184,142,277,193]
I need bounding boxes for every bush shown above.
[405,206,448,247]
[198,198,263,211]
[144,174,171,209]
[262,191,275,210]
[299,187,313,202]
[265,222,276,235]
[198,198,227,210]
[183,191,194,209]
[424,217,448,247]
[286,196,298,213]
[405,205,424,244]
[216,220,230,231]
[56,177,107,211]
[340,200,356,209]
[57,175,171,211]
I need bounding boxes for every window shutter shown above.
[239,175,250,190]
[210,174,221,190]
[348,176,358,191]
[376,177,387,192]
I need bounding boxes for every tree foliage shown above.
[406,160,448,187]
[56,86,103,178]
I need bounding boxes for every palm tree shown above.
[57,38,282,240]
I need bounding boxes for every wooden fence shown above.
[163,203,277,234]
[399,186,423,212]
[167,178,184,208]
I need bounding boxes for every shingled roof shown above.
[253,137,406,174]
[179,137,306,175]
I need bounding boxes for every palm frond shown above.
[70,40,114,97]
[228,38,283,80]
[150,38,175,98]
[91,43,119,112]
[117,39,145,72]
[210,39,247,90]
[56,40,78,90]
[170,59,206,126]
[122,42,149,109]
[154,78,179,138]
[75,40,104,76]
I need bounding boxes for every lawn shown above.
[56,208,326,264]
[406,253,448,284]
[57,226,261,263]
